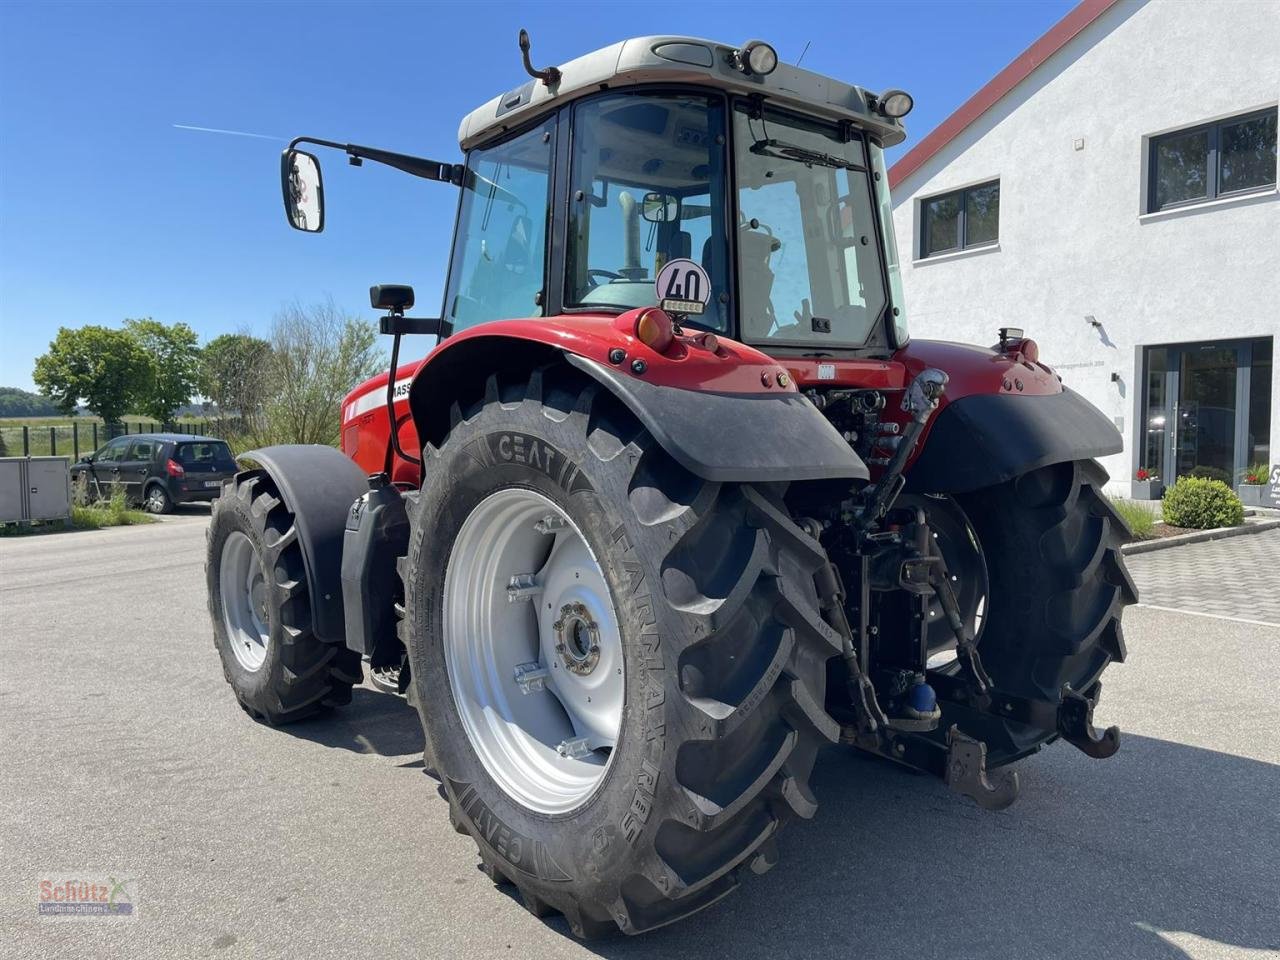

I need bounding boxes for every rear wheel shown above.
[207,473,363,724]
[937,459,1136,764]
[403,367,842,937]
[145,483,173,514]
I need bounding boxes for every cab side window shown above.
[444,117,555,331]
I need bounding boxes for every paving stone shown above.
[1127,529,1280,625]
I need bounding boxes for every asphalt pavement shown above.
[1,515,1277,960]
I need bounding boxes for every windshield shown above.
[734,104,888,349]
[566,92,730,332]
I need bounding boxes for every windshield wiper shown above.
[750,138,867,172]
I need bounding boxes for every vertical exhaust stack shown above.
[618,191,645,280]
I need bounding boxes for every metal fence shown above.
[0,420,225,459]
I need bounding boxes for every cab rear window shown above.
[176,441,234,465]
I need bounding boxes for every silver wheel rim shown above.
[148,488,167,512]
[444,488,624,815]
[220,531,270,672]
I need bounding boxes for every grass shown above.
[1109,496,1157,540]
[1,490,155,536]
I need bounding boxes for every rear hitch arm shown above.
[929,673,1121,761]
[942,727,1021,810]
[1057,683,1121,758]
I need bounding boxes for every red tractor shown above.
[208,32,1135,937]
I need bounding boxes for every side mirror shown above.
[642,192,679,223]
[79,455,92,464]
[281,149,324,232]
[370,284,415,312]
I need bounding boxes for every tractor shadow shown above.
[586,734,1280,960]
[282,685,425,760]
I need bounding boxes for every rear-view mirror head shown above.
[641,192,679,223]
[281,149,324,232]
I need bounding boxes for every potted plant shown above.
[1236,463,1270,507]
[1132,467,1162,500]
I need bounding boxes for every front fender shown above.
[238,444,368,644]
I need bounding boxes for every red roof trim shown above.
[888,0,1123,190]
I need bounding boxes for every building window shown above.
[1148,108,1277,212]
[919,180,999,259]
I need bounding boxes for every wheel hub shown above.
[553,602,600,675]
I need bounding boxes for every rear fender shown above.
[898,340,1121,493]
[237,445,369,644]
[406,316,868,484]
[783,338,1121,493]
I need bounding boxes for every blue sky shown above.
[0,0,1074,391]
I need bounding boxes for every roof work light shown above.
[731,40,778,76]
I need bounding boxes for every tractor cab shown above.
[282,34,913,356]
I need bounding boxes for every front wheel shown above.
[206,473,362,724]
[403,368,842,937]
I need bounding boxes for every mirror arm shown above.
[379,315,441,336]
[288,136,462,185]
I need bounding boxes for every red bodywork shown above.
[341,309,1059,485]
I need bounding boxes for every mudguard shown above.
[239,444,369,644]
[905,387,1122,493]
[567,356,867,483]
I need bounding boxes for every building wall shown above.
[891,0,1280,494]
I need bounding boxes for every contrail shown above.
[172,123,285,142]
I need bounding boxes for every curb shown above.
[1122,518,1280,555]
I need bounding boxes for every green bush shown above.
[1108,497,1156,540]
[1162,476,1244,529]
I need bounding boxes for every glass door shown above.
[1174,345,1239,484]
[1141,337,1273,488]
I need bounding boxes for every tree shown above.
[259,300,385,446]
[32,326,152,425]
[125,318,201,423]
[200,332,273,425]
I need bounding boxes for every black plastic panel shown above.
[567,355,868,483]
[240,445,369,644]
[905,388,1123,493]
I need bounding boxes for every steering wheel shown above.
[587,268,623,285]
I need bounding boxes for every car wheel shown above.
[145,483,173,514]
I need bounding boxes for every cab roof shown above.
[458,35,907,151]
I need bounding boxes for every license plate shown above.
[204,480,222,489]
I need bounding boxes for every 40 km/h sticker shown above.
[655,258,711,316]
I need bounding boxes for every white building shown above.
[889,0,1278,498]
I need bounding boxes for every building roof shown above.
[888,0,1123,190]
